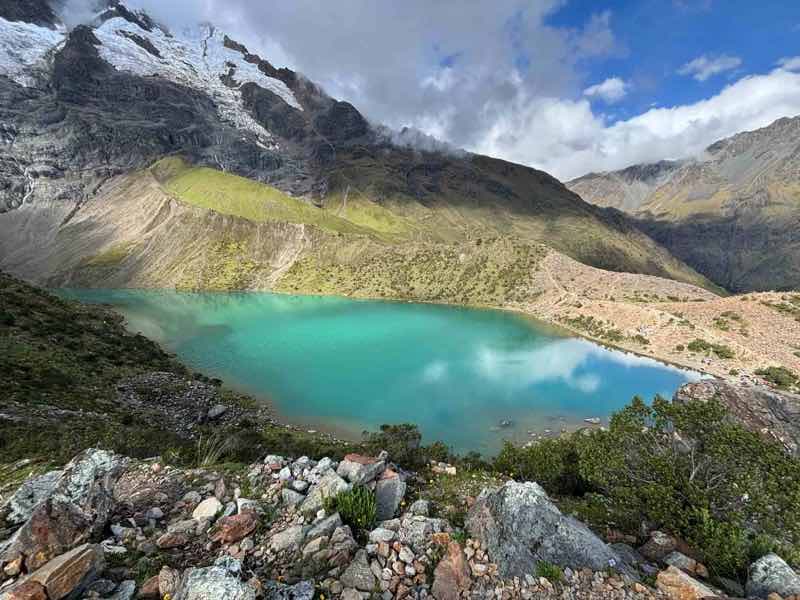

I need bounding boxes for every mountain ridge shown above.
[0,0,717,295]
[568,115,800,292]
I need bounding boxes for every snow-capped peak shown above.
[0,16,66,87]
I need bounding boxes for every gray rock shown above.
[306,513,342,541]
[337,456,386,485]
[747,553,800,598]
[408,499,430,517]
[262,579,315,600]
[466,481,624,578]
[281,489,305,507]
[368,528,396,544]
[105,580,137,600]
[207,404,228,420]
[340,550,377,592]
[1,469,63,525]
[270,525,307,553]
[300,471,350,515]
[291,480,309,493]
[397,515,450,553]
[174,557,254,600]
[182,491,202,505]
[375,476,406,521]
[236,498,258,513]
[609,543,645,568]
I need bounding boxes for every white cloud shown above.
[678,54,742,81]
[421,360,448,383]
[83,2,800,181]
[583,77,629,103]
[478,66,800,179]
[778,56,800,72]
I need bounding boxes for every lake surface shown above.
[61,289,699,454]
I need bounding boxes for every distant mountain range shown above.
[0,0,714,298]
[569,116,800,292]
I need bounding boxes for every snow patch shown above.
[93,18,302,146]
[0,17,65,87]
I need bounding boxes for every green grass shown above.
[155,157,403,239]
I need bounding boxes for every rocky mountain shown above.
[0,0,715,295]
[568,116,800,292]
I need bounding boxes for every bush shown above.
[325,485,377,532]
[364,423,453,468]
[573,396,800,577]
[535,561,564,583]
[755,366,798,390]
[494,437,586,496]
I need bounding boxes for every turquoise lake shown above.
[61,290,700,454]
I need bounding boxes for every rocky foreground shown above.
[2,447,799,600]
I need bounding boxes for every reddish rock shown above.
[432,542,471,600]
[138,575,160,599]
[28,543,104,600]
[639,531,677,561]
[4,581,48,600]
[209,510,259,544]
[343,453,379,465]
[657,566,718,600]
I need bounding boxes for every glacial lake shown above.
[61,290,699,454]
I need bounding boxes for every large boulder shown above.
[174,557,255,600]
[674,379,800,456]
[747,553,800,598]
[465,481,623,578]
[1,450,128,571]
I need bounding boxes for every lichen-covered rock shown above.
[340,549,376,592]
[261,580,314,599]
[747,553,800,598]
[174,557,255,600]
[1,470,62,526]
[466,481,623,578]
[639,531,677,562]
[1,450,127,570]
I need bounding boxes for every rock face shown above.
[747,553,800,598]
[674,379,800,456]
[26,543,104,600]
[174,557,255,600]
[0,449,127,571]
[1,471,62,526]
[465,481,623,578]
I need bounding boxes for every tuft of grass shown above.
[195,434,233,468]
[324,485,377,533]
[535,561,565,584]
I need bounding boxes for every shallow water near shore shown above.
[60,289,699,454]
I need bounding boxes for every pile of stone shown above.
[2,449,800,600]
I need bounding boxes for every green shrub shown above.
[325,485,377,532]
[687,338,734,359]
[494,437,585,496]
[755,366,798,390]
[535,561,564,583]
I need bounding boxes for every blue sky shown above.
[549,0,800,122]
[128,0,800,179]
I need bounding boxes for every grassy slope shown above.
[148,156,718,299]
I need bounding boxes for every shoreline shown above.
[57,285,708,452]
